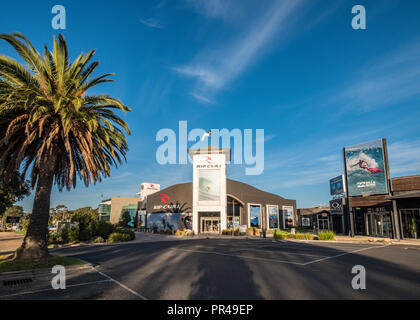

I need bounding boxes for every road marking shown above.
[94,268,148,300]
[171,247,305,265]
[234,248,327,258]
[191,245,327,258]
[0,279,112,298]
[302,244,391,265]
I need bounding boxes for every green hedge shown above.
[318,230,336,240]
[108,232,134,243]
[273,230,314,240]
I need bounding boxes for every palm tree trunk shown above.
[14,166,54,262]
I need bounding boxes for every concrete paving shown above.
[0,238,419,300]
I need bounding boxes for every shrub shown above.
[318,230,336,240]
[185,229,194,236]
[96,221,115,239]
[68,226,79,243]
[108,232,133,243]
[93,236,105,243]
[273,230,314,240]
[21,219,30,232]
[113,227,135,240]
[79,229,93,242]
[291,233,315,240]
[48,232,61,244]
[175,230,185,236]
[119,211,131,228]
[273,230,287,240]
[61,227,69,243]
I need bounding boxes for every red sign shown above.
[159,194,170,204]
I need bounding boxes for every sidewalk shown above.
[331,235,420,246]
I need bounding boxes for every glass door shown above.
[368,213,393,238]
[201,218,220,234]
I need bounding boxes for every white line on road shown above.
[172,244,392,266]
[94,269,148,300]
[234,248,327,258]
[302,244,392,265]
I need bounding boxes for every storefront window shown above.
[250,205,261,228]
[227,197,242,229]
[368,213,392,238]
[401,209,420,239]
[267,205,279,229]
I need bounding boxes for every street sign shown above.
[6,216,20,224]
[330,199,344,214]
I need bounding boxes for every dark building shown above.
[386,175,420,239]
[297,206,346,234]
[348,175,420,239]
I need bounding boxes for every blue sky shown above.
[1,0,420,212]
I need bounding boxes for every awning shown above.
[385,191,420,200]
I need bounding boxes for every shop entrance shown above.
[368,212,392,238]
[199,212,221,234]
[201,217,220,234]
[354,209,366,235]
[317,216,329,230]
[400,209,420,239]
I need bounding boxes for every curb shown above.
[0,263,92,280]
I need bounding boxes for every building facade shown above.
[140,178,296,234]
[100,147,297,234]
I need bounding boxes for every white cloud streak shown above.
[175,0,304,102]
[139,17,164,29]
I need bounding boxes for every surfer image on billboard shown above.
[198,169,220,202]
[345,139,388,197]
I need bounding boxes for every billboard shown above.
[6,216,20,224]
[330,175,346,195]
[344,139,388,197]
[198,169,221,202]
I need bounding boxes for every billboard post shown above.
[383,139,401,240]
[343,148,354,237]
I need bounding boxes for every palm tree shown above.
[0,33,131,261]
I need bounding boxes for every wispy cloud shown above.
[388,139,420,175]
[175,0,305,103]
[327,39,420,114]
[139,17,164,29]
[190,92,213,104]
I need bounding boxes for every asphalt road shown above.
[0,232,24,255]
[1,238,420,300]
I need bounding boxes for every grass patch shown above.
[13,230,26,235]
[0,254,86,273]
[317,230,336,240]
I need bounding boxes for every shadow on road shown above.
[43,240,420,299]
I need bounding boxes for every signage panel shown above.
[344,139,389,196]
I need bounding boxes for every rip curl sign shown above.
[153,194,180,210]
